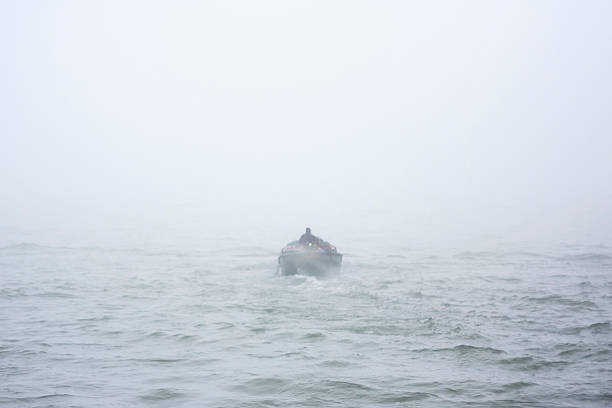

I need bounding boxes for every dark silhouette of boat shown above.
[278,229,342,275]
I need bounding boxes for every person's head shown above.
[306,227,311,234]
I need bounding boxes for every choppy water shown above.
[1,239,611,407]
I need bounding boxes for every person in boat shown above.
[299,227,336,252]
[299,227,323,248]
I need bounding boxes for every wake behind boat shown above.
[278,228,342,275]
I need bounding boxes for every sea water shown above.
[1,236,611,407]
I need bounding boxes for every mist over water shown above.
[1,236,611,407]
[2,1,612,407]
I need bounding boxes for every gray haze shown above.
[2,4,612,407]
[2,1,612,248]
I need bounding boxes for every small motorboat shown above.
[278,228,342,275]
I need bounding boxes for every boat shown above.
[278,229,342,275]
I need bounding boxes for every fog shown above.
[2,1,611,248]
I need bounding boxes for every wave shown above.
[0,242,47,251]
[322,380,375,392]
[34,291,78,299]
[587,322,611,331]
[416,344,505,355]
[559,322,610,335]
[300,332,326,341]
[233,377,291,395]
[497,356,534,365]
[559,253,611,261]
[349,324,409,336]
[140,388,186,401]
[492,381,536,393]
[125,358,186,364]
[498,355,569,370]
[583,349,612,361]
[452,344,505,354]
[0,288,26,298]
[0,394,74,404]
[523,295,598,309]
[319,359,351,368]
[377,392,438,403]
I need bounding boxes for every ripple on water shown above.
[319,359,351,368]
[560,321,611,335]
[491,381,536,394]
[377,391,439,403]
[139,388,187,401]
[0,394,75,404]
[416,344,505,356]
[296,380,379,402]
[33,291,79,299]
[126,358,186,364]
[300,332,326,342]
[523,295,599,310]
[560,253,611,261]
[233,377,291,395]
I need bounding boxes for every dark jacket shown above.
[299,231,322,246]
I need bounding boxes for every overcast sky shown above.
[1,1,611,246]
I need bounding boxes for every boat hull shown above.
[278,250,342,276]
